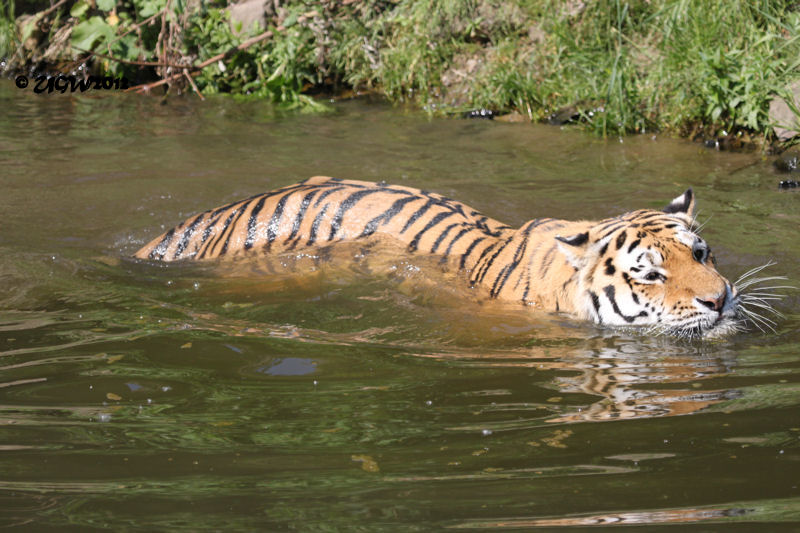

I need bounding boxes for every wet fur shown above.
[136,176,764,337]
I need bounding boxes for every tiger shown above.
[134,176,743,337]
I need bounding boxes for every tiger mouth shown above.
[647,301,743,339]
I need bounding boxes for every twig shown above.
[183,68,205,100]
[36,0,70,21]
[126,27,281,93]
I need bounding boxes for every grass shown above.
[1,0,799,142]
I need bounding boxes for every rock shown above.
[769,80,800,142]
[228,0,274,35]
[548,105,580,125]
[774,150,800,173]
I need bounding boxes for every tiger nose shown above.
[696,292,726,312]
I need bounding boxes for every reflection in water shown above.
[421,336,739,423]
[452,504,752,528]
[548,344,740,422]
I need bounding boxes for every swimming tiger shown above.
[135,176,745,337]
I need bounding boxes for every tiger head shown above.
[556,189,740,337]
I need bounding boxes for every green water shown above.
[1,81,799,531]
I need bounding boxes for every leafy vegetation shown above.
[1,0,799,140]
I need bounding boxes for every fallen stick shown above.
[126,27,282,94]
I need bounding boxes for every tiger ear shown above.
[663,188,695,216]
[555,232,589,247]
[555,232,590,269]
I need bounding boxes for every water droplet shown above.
[97,413,111,423]
[482,429,493,436]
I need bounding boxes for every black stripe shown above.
[443,227,472,258]
[360,195,419,237]
[430,223,460,254]
[408,211,456,252]
[537,243,557,278]
[474,237,512,284]
[265,192,291,249]
[196,212,226,258]
[604,257,616,275]
[307,204,330,246]
[149,228,176,260]
[615,231,627,250]
[589,290,602,324]
[492,221,537,297]
[632,212,666,221]
[203,209,240,258]
[312,186,344,208]
[174,213,206,259]
[219,200,255,256]
[199,204,243,259]
[603,285,647,323]
[400,199,435,234]
[600,223,624,239]
[287,189,319,242]
[597,218,622,232]
[329,189,398,241]
[244,196,268,250]
[627,238,641,254]
[459,237,486,270]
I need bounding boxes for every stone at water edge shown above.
[769,80,800,142]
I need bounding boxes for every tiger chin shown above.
[135,176,749,339]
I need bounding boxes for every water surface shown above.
[1,82,799,530]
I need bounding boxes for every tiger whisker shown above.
[739,292,785,299]
[694,214,712,234]
[734,261,777,285]
[739,294,785,304]
[739,286,795,295]
[739,306,778,329]
[735,275,789,289]
[740,300,784,318]
[736,278,790,290]
[738,309,771,333]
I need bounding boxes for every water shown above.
[1,81,799,530]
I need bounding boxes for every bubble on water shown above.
[425,400,432,406]
[193,282,200,290]
[97,413,112,423]
[482,429,493,436]
[161,386,172,392]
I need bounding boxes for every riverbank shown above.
[2,0,799,145]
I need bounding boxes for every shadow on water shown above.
[0,80,799,530]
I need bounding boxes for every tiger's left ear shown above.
[556,232,588,269]
[663,188,695,216]
[556,231,611,271]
